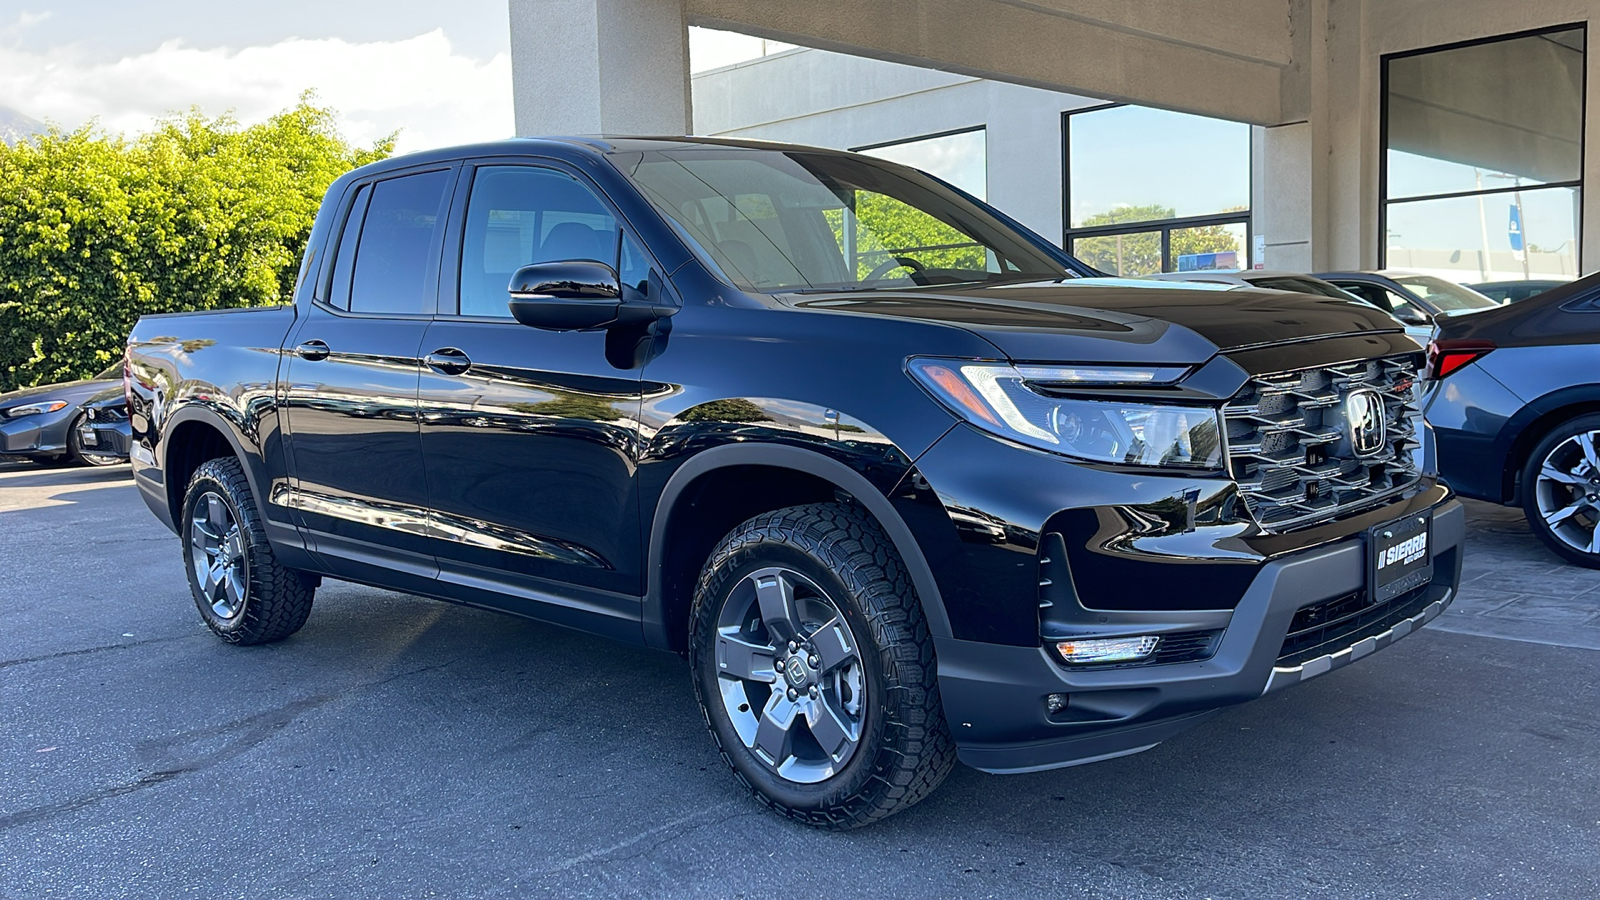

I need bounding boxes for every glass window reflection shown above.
[1068,105,1249,229]
[1387,28,1583,200]
[1383,26,1584,281]
[858,129,987,200]
[1071,230,1163,276]
[1385,186,1580,282]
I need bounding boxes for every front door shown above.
[281,166,455,585]
[417,163,657,614]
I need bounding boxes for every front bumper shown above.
[0,409,73,457]
[936,494,1464,773]
[79,419,132,458]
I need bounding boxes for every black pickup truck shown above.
[126,137,1463,828]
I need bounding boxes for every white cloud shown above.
[0,27,513,153]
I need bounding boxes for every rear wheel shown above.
[689,503,955,828]
[181,457,316,643]
[1521,413,1600,569]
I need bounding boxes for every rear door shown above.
[416,161,659,621]
[281,165,457,586]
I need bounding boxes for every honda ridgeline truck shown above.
[124,137,1463,827]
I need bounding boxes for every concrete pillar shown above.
[1258,123,1315,271]
[1305,0,1380,271]
[980,84,1066,247]
[1584,21,1600,272]
[510,0,692,135]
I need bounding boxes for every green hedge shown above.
[0,98,391,392]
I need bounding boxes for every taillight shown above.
[1426,338,1495,379]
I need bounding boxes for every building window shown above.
[1383,26,1585,282]
[1063,104,1251,276]
[855,127,987,200]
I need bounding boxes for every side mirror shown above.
[507,261,626,330]
[1391,305,1432,326]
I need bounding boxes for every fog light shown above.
[1044,693,1070,714]
[1055,635,1160,665]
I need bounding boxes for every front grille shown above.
[1224,355,1423,531]
[1277,582,1433,667]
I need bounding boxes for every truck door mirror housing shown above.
[506,261,676,331]
[507,261,625,330]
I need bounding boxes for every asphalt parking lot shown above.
[3,461,1598,899]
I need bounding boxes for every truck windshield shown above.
[616,147,1073,292]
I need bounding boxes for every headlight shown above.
[2,399,69,418]
[908,359,1223,469]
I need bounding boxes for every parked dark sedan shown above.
[1469,279,1571,304]
[0,364,125,466]
[1319,270,1501,330]
[1422,273,1600,567]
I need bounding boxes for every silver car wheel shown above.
[1534,429,1600,556]
[712,566,866,784]
[189,491,248,619]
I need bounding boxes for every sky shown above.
[0,0,515,153]
[0,4,793,154]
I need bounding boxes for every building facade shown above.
[510,0,1594,282]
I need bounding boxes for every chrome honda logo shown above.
[1345,389,1387,457]
[784,656,809,687]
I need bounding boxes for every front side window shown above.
[617,149,1069,292]
[344,171,451,314]
[458,166,620,317]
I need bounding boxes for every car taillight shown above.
[1426,338,1495,379]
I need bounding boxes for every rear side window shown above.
[325,184,371,310]
[325,170,451,314]
[458,166,620,317]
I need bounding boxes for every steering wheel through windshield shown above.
[864,255,927,284]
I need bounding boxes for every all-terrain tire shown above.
[689,502,956,829]
[181,457,316,644]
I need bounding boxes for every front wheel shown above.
[1522,413,1600,568]
[689,503,955,828]
[181,457,317,643]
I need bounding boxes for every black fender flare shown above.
[642,443,952,647]
[159,403,270,521]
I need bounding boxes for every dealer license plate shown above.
[1370,512,1432,603]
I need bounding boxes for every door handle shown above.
[294,340,330,361]
[425,348,472,375]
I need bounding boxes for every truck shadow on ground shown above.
[167,576,1592,886]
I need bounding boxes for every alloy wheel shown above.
[190,491,248,619]
[1534,429,1600,556]
[712,566,866,784]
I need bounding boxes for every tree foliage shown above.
[1072,204,1243,276]
[0,97,391,391]
[680,398,774,423]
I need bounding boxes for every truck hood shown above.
[783,278,1405,364]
